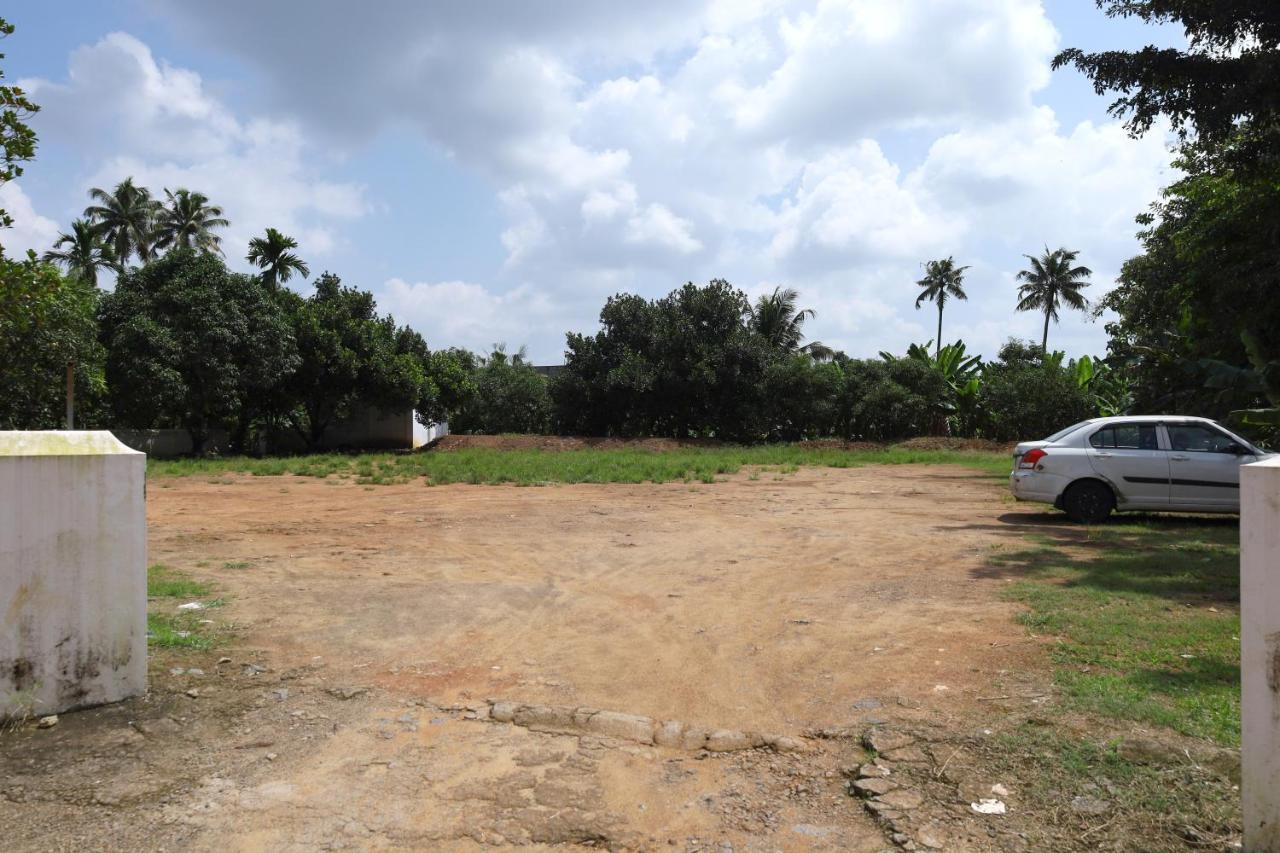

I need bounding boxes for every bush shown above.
[452,348,551,435]
[978,341,1094,441]
[838,358,949,440]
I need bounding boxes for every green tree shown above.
[0,255,104,428]
[763,355,843,440]
[247,227,309,290]
[282,273,429,449]
[747,286,823,355]
[1100,141,1280,429]
[421,347,478,426]
[552,280,774,441]
[0,18,38,233]
[98,249,296,453]
[1015,248,1092,351]
[835,357,949,441]
[913,257,969,359]
[977,341,1095,442]
[1054,1,1280,166]
[451,346,551,435]
[153,188,229,254]
[84,178,160,265]
[42,218,116,286]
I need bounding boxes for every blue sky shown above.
[5,1,1183,362]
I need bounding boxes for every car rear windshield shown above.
[1042,421,1091,442]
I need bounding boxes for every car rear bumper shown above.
[1009,470,1068,505]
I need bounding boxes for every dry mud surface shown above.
[3,465,1069,851]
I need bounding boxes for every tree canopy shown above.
[280,272,432,449]
[247,227,310,289]
[1015,248,1092,352]
[98,249,295,452]
[0,18,37,234]
[914,257,969,359]
[0,255,104,429]
[1054,1,1280,164]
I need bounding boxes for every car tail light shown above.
[1019,448,1047,470]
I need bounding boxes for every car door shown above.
[1164,422,1249,509]
[1085,422,1170,506]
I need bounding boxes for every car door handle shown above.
[1170,454,1188,461]
[1094,452,1113,458]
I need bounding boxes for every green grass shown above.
[147,563,211,598]
[147,444,1009,485]
[145,563,218,650]
[146,613,212,650]
[995,516,1240,746]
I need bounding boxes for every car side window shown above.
[1167,424,1236,454]
[1090,424,1159,450]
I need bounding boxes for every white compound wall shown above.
[1242,455,1280,851]
[1,431,146,717]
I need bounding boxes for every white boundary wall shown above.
[0,432,147,717]
[412,418,449,448]
[1243,455,1280,850]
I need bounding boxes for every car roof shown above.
[1082,415,1219,425]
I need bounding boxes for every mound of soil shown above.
[428,434,1013,453]
[428,434,724,452]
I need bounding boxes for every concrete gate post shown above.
[1243,456,1280,851]
[1,431,147,717]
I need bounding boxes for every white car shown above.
[1009,415,1273,523]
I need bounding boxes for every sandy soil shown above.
[1,464,1057,851]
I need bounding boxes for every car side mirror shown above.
[1229,443,1251,456]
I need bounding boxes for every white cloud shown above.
[24,33,369,262]
[0,183,60,256]
[380,278,575,357]
[19,2,1177,361]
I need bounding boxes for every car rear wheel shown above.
[1062,480,1114,524]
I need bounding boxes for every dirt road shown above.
[2,464,1052,851]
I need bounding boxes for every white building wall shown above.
[1242,455,1280,851]
[0,432,147,717]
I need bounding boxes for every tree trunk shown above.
[187,423,208,457]
[1041,310,1051,353]
[936,305,944,360]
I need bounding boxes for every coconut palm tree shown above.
[748,286,828,357]
[42,218,117,286]
[153,188,230,254]
[914,257,969,359]
[1015,247,1092,352]
[83,177,159,265]
[247,227,310,290]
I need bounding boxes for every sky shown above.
[3,1,1185,364]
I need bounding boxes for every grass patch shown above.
[146,613,212,650]
[147,444,1009,485]
[222,560,253,570]
[995,516,1240,745]
[147,563,211,599]
[981,725,1238,848]
[145,564,219,650]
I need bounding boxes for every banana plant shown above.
[883,340,984,431]
[1203,332,1280,429]
[1069,354,1134,417]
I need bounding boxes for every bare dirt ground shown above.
[3,464,1089,851]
